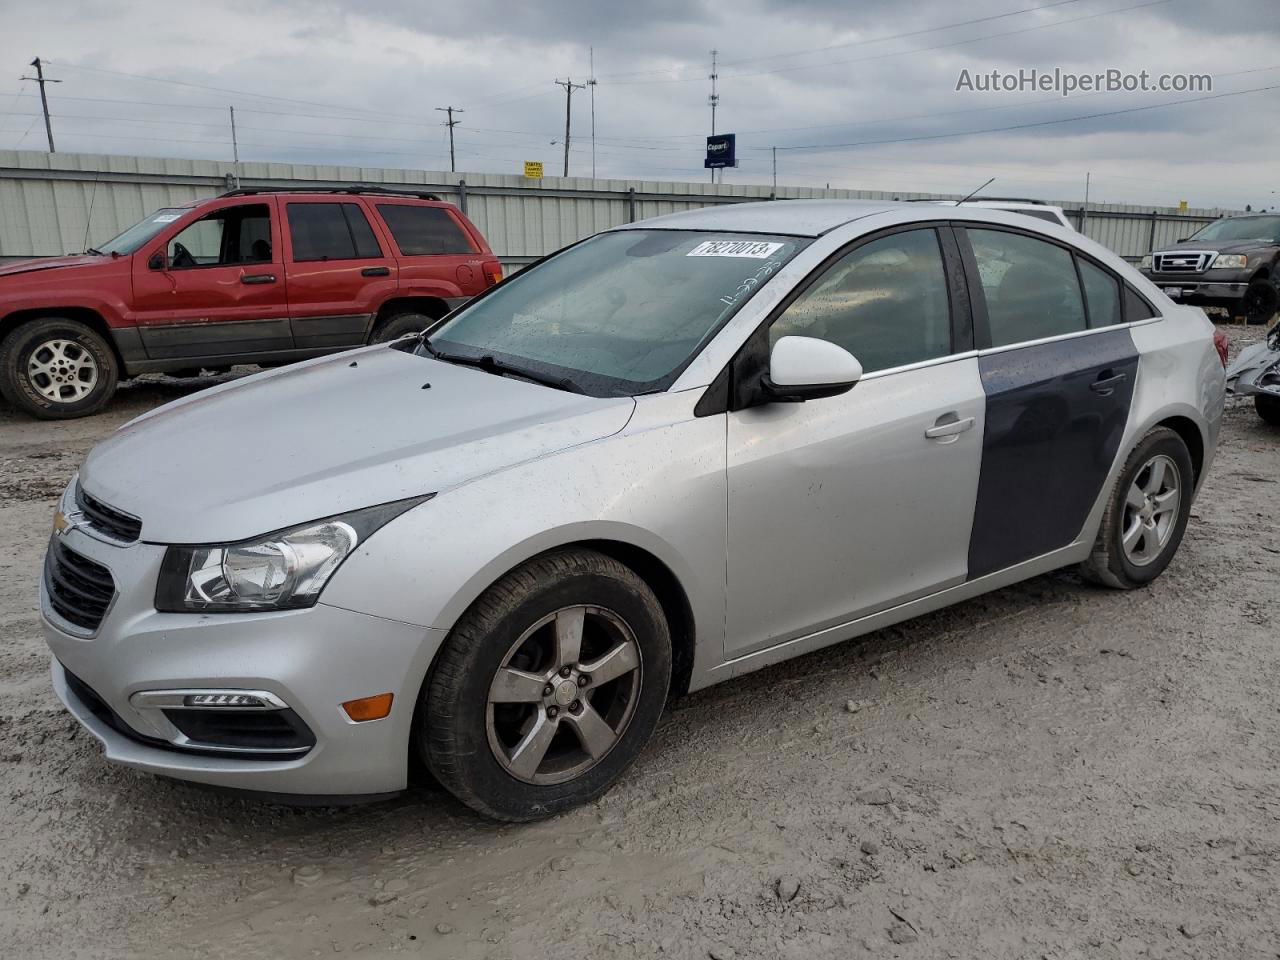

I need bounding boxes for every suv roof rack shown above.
[218,185,442,201]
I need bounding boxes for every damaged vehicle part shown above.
[1225,324,1280,425]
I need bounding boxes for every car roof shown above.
[618,199,899,238]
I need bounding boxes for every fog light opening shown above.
[342,692,394,722]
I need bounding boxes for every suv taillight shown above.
[483,260,503,287]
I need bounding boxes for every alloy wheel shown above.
[1120,454,1181,566]
[486,605,643,785]
[27,339,99,403]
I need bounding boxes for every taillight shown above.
[1213,329,1229,368]
[483,260,503,287]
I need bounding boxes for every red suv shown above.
[0,187,501,419]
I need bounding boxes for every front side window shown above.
[287,202,382,261]
[377,204,475,255]
[768,228,952,374]
[1079,258,1122,327]
[424,230,807,396]
[167,204,272,269]
[968,228,1086,347]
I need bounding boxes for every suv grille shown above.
[1154,251,1215,274]
[75,483,142,543]
[45,540,116,632]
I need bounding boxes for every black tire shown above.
[423,548,671,821]
[370,311,434,344]
[1242,279,1278,326]
[1256,394,1280,427]
[1079,427,1195,589]
[0,317,119,420]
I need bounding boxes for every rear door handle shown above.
[241,274,276,285]
[925,414,975,442]
[361,266,391,277]
[1090,371,1128,396]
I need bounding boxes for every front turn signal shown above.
[342,692,394,722]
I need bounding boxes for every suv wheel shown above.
[423,549,671,821]
[0,317,119,419]
[1256,394,1280,426]
[1079,427,1194,589]
[371,310,434,343]
[1243,279,1278,326]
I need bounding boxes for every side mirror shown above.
[148,251,167,271]
[762,336,863,403]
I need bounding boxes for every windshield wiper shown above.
[84,247,105,256]
[421,340,583,394]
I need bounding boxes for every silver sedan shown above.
[41,200,1225,820]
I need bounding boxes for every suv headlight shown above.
[1139,254,1152,270]
[1212,254,1248,270]
[155,495,431,612]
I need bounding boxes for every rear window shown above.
[287,202,382,261]
[377,204,475,256]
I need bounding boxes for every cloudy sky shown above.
[2,0,1277,209]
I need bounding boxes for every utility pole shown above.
[435,106,463,173]
[1082,171,1091,233]
[588,48,598,180]
[229,106,239,163]
[708,49,719,184]
[772,146,777,192]
[21,57,60,153]
[555,79,585,178]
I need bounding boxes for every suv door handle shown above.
[925,414,975,442]
[1090,371,1127,396]
[241,274,276,285]
[361,266,391,277]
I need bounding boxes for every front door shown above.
[958,225,1139,578]
[132,199,292,360]
[724,226,985,658]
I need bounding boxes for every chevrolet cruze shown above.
[41,200,1224,821]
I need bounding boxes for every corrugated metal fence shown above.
[0,150,1238,267]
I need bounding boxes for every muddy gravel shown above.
[1,334,1278,960]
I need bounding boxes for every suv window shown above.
[968,228,1086,346]
[768,228,952,374]
[287,202,382,261]
[377,204,475,255]
[1078,258,1122,327]
[167,204,271,269]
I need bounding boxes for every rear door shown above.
[957,224,1139,578]
[373,200,488,301]
[282,199,397,349]
[131,199,291,359]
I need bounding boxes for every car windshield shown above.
[96,208,187,255]
[1188,216,1280,243]
[420,229,808,396]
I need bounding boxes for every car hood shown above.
[1158,239,1274,255]
[79,346,636,543]
[0,254,114,278]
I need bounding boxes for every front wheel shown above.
[1243,279,1278,326]
[423,549,671,821]
[1079,427,1194,589]
[0,317,119,419]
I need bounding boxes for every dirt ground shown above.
[1,330,1277,960]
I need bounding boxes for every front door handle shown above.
[241,274,276,285]
[361,266,391,277]
[1090,371,1128,396]
[925,414,975,442]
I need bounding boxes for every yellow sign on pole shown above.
[1178,200,1188,212]
[524,161,543,180]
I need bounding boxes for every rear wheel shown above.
[423,549,671,821]
[1079,427,1194,589]
[370,310,435,344]
[0,317,119,419]
[1256,394,1280,426]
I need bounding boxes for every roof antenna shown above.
[954,177,995,206]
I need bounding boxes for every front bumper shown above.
[1140,272,1249,303]
[41,525,445,797]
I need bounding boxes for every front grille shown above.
[44,539,116,632]
[1154,251,1215,274]
[75,483,142,543]
[163,709,316,752]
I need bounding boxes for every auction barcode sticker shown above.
[686,240,784,258]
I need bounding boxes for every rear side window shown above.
[1125,286,1158,321]
[968,228,1086,347]
[1078,258,1122,327]
[287,202,382,261]
[768,228,952,374]
[377,204,475,255]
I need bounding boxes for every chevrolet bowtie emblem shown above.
[52,510,81,536]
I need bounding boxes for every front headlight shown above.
[1212,254,1249,270]
[1139,254,1152,270]
[155,495,431,612]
